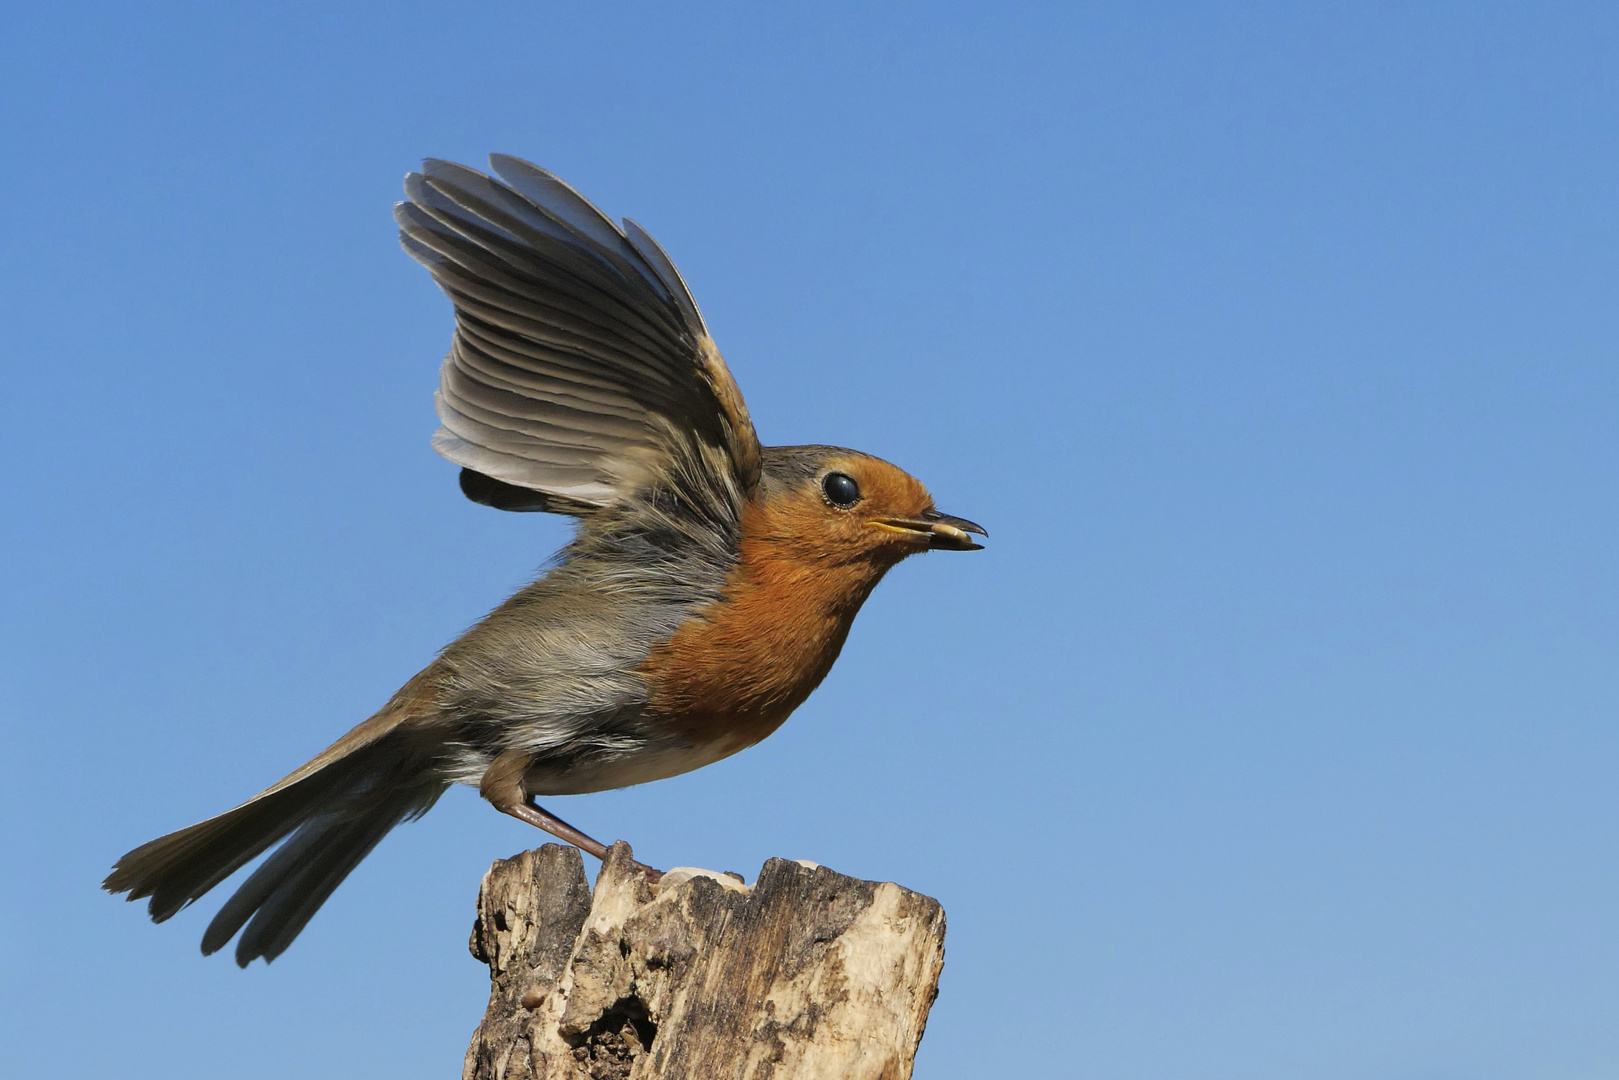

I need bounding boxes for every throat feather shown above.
[639,505,886,753]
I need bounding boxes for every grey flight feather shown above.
[398,154,760,514]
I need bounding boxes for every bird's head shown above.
[752,445,986,568]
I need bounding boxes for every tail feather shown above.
[222,786,438,966]
[105,680,447,963]
[105,750,381,923]
[199,809,355,957]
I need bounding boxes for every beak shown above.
[869,508,988,551]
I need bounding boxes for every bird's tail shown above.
[104,686,447,966]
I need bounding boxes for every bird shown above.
[104,154,985,966]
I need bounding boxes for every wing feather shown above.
[438,367,646,452]
[621,218,708,334]
[488,155,683,310]
[398,201,681,377]
[446,333,651,417]
[399,155,761,513]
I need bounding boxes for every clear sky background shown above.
[3,4,1617,1078]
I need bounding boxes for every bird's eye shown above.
[821,472,861,508]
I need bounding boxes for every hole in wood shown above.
[563,994,657,1079]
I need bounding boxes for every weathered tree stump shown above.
[463,842,946,1080]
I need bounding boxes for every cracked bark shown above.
[463,843,946,1080]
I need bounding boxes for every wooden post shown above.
[463,842,946,1080]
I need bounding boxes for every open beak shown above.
[870,508,988,551]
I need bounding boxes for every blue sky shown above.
[3,3,1617,1077]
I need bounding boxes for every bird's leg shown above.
[479,749,662,884]
[479,749,612,856]
[507,799,612,859]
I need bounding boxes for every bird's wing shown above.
[397,155,761,514]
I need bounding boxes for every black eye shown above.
[821,471,861,508]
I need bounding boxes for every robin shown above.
[104,155,985,966]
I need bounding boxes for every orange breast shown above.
[639,497,886,757]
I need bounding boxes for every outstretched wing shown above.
[397,155,761,514]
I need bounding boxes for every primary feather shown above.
[397,155,760,512]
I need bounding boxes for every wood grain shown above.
[464,843,946,1080]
